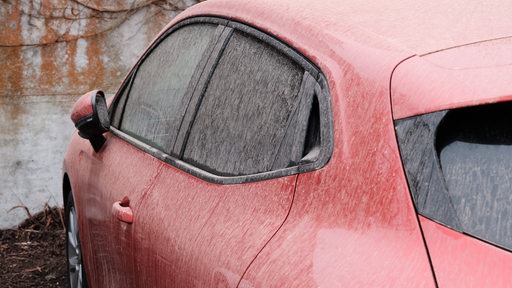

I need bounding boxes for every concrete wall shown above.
[0,0,202,228]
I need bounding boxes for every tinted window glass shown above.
[111,84,129,127]
[120,24,215,151]
[183,31,304,176]
[396,102,512,250]
[437,103,512,249]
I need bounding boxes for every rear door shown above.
[111,19,330,287]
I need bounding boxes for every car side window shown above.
[395,101,512,251]
[110,19,333,183]
[115,24,217,152]
[436,103,512,249]
[182,30,307,176]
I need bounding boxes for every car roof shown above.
[170,0,512,118]
[180,0,512,55]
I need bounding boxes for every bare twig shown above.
[71,0,157,13]
[7,205,32,219]
[0,0,185,47]
[57,205,65,231]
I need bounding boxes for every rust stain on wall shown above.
[0,0,202,96]
[0,0,207,228]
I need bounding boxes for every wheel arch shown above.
[63,173,71,207]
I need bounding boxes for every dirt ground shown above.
[0,206,67,287]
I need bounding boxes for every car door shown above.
[112,19,332,287]
[76,21,223,287]
[74,132,163,287]
[73,22,222,287]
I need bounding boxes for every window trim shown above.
[109,16,333,184]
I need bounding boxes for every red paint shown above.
[70,90,95,123]
[420,217,512,287]
[240,43,434,286]
[63,0,512,286]
[66,134,164,287]
[131,163,295,287]
[112,200,134,224]
[391,39,512,119]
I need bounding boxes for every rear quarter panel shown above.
[240,35,435,287]
[420,216,512,287]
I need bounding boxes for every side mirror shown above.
[71,90,110,152]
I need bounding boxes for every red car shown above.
[63,0,512,287]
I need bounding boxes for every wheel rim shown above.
[67,206,84,288]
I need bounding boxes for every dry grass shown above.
[0,205,67,287]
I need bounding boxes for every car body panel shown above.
[176,0,512,119]
[131,159,296,287]
[65,133,164,287]
[420,216,512,287]
[240,47,435,286]
[66,129,296,287]
[62,0,512,286]
[391,39,512,119]
[175,0,512,56]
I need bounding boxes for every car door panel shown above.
[72,133,163,287]
[133,164,296,287]
[88,18,325,287]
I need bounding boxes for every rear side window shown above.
[109,18,333,183]
[396,102,512,250]
[182,31,304,176]
[118,24,216,152]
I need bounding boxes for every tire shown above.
[65,191,89,288]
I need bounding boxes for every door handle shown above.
[112,196,133,224]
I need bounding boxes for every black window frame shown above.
[108,16,333,184]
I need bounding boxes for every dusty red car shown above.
[63,0,512,287]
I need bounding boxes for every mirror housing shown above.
[71,90,110,152]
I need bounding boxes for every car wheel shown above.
[65,191,89,288]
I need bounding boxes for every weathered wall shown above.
[0,0,202,228]
[0,0,203,96]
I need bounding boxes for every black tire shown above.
[65,191,89,288]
